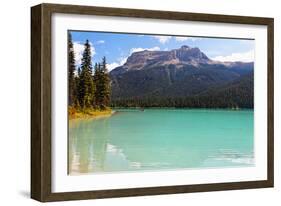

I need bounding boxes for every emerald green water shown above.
[69,109,254,174]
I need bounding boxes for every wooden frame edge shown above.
[31,3,53,202]
[31,4,43,201]
[42,180,272,202]
[267,18,274,187]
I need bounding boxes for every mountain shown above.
[109,45,254,108]
[196,71,254,108]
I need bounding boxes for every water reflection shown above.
[69,118,110,174]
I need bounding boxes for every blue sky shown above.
[70,31,254,71]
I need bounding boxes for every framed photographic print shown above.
[31,3,274,202]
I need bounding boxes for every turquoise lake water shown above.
[68,109,254,174]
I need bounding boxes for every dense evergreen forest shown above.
[68,33,111,114]
[110,73,254,109]
[111,94,253,109]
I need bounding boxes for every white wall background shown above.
[0,0,279,205]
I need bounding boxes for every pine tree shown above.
[78,40,95,108]
[68,33,76,106]
[101,56,111,108]
[94,63,102,108]
[74,67,81,108]
[74,75,80,108]
[94,57,111,110]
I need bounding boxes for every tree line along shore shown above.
[68,33,111,119]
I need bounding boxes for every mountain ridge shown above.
[109,45,254,108]
[111,45,253,75]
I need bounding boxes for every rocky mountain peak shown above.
[173,46,209,63]
[180,45,191,50]
[118,45,212,72]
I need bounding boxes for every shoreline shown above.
[69,108,115,120]
[69,107,253,121]
[111,107,253,110]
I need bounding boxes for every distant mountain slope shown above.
[109,45,254,108]
[197,72,254,108]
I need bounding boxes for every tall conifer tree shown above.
[78,40,95,108]
[101,56,111,108]
[68,33,76,106]
[94,63,102,108]
[94,57,111,109]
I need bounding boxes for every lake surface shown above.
[69,109,254,175]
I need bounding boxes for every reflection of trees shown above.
[69,118,110,174]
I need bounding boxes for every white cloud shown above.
[107,57,127,72]
[175,37,189,42]
[96,40,105,44]
[153,36,201,43]
[211,50,254,62]
[130,46,160,53]
[153,36,171,44]
[175,36,201,42]
[73,41,95,66]
[107,62,120,72]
